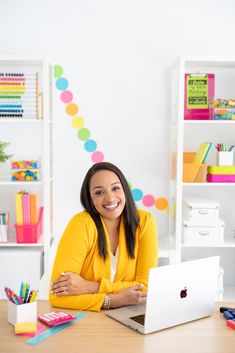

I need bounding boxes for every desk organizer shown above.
[8,300,37,326]
[15,207,43,243]
[183,152,207,182]
[217,151,234,166]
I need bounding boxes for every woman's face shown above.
[89,170,126,222]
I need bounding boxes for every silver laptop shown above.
[106,256,219,334]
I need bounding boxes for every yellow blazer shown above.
[49,209,158,311]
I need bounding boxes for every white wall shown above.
[1,0,235,241]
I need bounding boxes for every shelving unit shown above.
[0,57,53,297]
[171,57,235,300]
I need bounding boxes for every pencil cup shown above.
[217,151,233,166]
[7,300,37,326]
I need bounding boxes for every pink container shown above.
[184,73,214,120]
[15,207,43,243]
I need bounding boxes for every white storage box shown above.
[183,219,224,245]
[183,197,220,222]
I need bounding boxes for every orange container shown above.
[15,207,43,243]
[183,152,207,183]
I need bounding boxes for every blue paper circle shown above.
[84,139,97,152]
[56,78,69,91]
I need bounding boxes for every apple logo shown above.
[180,287,187,298]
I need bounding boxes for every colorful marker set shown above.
[19,282,38,304]
[220,306,235,330]
[4,282,38,305]
[215,143,235,152]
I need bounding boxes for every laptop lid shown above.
[106,256,219,334]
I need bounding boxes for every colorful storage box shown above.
[183,152,208,182]
[15,207,43,243]
[11,160,40,169]
[11,169,40,181]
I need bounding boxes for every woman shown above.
[50,162,158,311]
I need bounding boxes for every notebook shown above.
[106,256,219,334]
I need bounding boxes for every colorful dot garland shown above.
[54,65,168,211]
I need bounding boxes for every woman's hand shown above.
[110,284,147,308]
[51,272,100,296]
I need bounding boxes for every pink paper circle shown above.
[60,90,73,103]
[91,151,104,163]
[142,194,155,207]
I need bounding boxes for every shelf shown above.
[0,181,41,186]
[183,183,235,187]
[0,119,42,123]
[0,234,44,248]
[184,120,235,125]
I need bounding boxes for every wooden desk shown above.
[0,300,235,353]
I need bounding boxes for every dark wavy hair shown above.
[80,162,139,260]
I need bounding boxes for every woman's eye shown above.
[95,190,103,196]
[113,186,120,191]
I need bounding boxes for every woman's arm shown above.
[50,214,106,311]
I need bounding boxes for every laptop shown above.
[106,256,219,334]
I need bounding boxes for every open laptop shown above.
[106,256,219,334]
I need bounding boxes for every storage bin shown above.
[11,169,40,181]
[183,218,224,246]
[183,197,220,222]
[183,152,208,182]
[15,207,43,243]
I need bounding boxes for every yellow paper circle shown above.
[71,116,85,129]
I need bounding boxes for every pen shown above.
[19,281,24,298]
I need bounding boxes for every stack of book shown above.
[15,191,40,225]
[207,166,235,182]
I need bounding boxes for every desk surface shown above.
[0,300,235,353]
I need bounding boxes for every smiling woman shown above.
[50,162,158,312]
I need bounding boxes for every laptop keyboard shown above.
[129,314,145,326]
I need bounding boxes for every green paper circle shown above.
[54,65,63,78]
[77,128,90,141]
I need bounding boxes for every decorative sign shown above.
[187,75,208,109]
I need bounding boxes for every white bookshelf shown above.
[170,56,235,300]
[0,57,53,297]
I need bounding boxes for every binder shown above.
[22,192,30,224]
[30,193,39,224]
[193,142,212,164]
[15,192,23,225]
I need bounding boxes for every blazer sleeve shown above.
[49,215,105,312]
[98,212,158,294]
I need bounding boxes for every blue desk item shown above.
[223,311,235,320]
[26,312,86,345]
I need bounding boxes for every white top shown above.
[110,248,118,282]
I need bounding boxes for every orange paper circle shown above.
[155,197,168,210]
[66,103,79,116]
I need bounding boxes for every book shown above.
[22,192,30,224]
[15,191,23,225]
[193,142,212,164]
[29,193,39,224]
